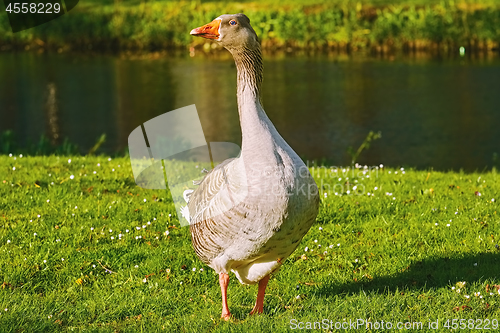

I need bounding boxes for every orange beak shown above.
[190,19,221,40]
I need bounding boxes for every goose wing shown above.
[187,158,260,264]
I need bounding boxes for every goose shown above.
[188,14,319,320]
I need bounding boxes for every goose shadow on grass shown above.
[315,252,500,296]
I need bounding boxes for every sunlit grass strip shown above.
[0,155,499,331]
[1,1,499,52]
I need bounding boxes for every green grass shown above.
[0,155,499,332]
[1,0,500,52]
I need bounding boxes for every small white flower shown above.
[6,240,11,244]
[9,153,12,157]
[43,260,47,263]
[323,251,327,255]
[200,268,204,272]
[97,163,100,167]
[109,229,112,233]
[134,265,138,268]
[61,258,64,261]
[70,175,74,180]
[143,199,147,202]
[346,190,350,194]
[56,239,60,242]
[142,225,146,229]
[47,199,50,203]
[75,206,77,209]
[12,167,15,171]
[329,245,333,248]
[192,267,196,272]
[318,227,322,231]
[93,171,97,174]
[112,169,115,172]
[135,236,139,240]
[465,295,470,299]
[379,164,383,168]
[68,159,71,163]
[367,192,371,196]
[451,287,455,290]
[136,226,141,230]
[108,158,112,161]
[142,278,147,283]
[393,197,396,200]
[337,243,340,247]
[304,247,309,252]
[93,264,96,268]
[111,236,114,240]
[355,259,358,263]
[314,239,318,243]
[446,224,450,227]
[435,223,438,226]
[34,233,37,236]
[147,221,151,225]
[126,229,129,233]
[296,295,301,300]
[473,262,477,266]
[492,198,495,202]
[90,227,94,231]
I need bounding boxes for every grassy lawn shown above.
[0,155,499,332]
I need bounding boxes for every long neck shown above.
[232,45,263,100]
[230,44,276,155]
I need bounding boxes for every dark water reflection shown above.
[1,51,499,171]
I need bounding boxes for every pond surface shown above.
[1,51,499,171]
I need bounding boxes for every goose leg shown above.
[249,274,270,315]
[219,272,231,320]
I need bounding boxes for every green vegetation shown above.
[1,0,499,52]
[0,154,499,332]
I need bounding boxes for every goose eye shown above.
[229,20,237,26]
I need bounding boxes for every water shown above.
[1,51,499,171]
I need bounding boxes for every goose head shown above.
[190,14,259,52]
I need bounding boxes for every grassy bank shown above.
[1,0,500,52]
[0,155,499,332]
